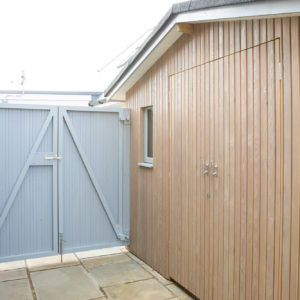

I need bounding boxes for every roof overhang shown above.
[104,0,300,101]
[107,22,184,101]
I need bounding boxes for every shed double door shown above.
[169,39,282,299]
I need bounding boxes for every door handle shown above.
[202,160,209,176]
[211,162,218,177]
[44,155,62,160]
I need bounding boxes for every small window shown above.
[144,106,153,164]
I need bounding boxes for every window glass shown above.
[147,108,153,158]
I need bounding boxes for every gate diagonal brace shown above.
[62,110,125,239]
[0,111,54,231]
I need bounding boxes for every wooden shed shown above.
[101,0,300,299]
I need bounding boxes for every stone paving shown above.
[0,247,194,300]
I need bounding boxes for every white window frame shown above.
[144,106,153,164]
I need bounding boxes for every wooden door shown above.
[169,63,210,298]
[169,67,200,297]
[169,38,282,300]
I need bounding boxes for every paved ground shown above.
[0,247,194,300]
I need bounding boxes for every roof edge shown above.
[104,0,300,101]
[103,0,256,100]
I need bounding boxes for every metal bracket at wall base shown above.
[117,233,130,242]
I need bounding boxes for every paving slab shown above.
[104,278,173,300]
[30,265,104,300]
[0,268,27,282]
[166,284,194,299]
[76,246,125,259]
[82,253,131,269]
[26,253,79,271]
[125,251,147,265]
[86,255,152,287]
[0,278,33,300]
[124,252,171,285]
[0,259,26,271]
[141,263,171,285]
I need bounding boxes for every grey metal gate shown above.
[58,106,130,253]
[0,105,58,262]
[0,104,130,262]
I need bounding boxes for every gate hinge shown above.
[117,233,130,242]
[119,110,130,124]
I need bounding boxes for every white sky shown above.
[0,0,180,92]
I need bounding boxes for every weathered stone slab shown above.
[166,284,194,299]
[141,263,171,285]
[76,246,125,259]
[26,254,79,272]
[0,279,33,300]
[30,265,104,300]
[0,268,27,282]
[104,278,173,300]
[81,253,131,269]
[88,259,152,287]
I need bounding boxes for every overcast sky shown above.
[0,0,180,92]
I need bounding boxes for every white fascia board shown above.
[107,0,300,101]
[177,0,300,23]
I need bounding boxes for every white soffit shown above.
[108,0,300,101]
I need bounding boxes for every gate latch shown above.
[44,155,62,160]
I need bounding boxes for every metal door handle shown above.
[44,156,62,160]
[202,160,209,176]
[211,162,218,177]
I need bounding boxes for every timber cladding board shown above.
[126,17,300,300]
